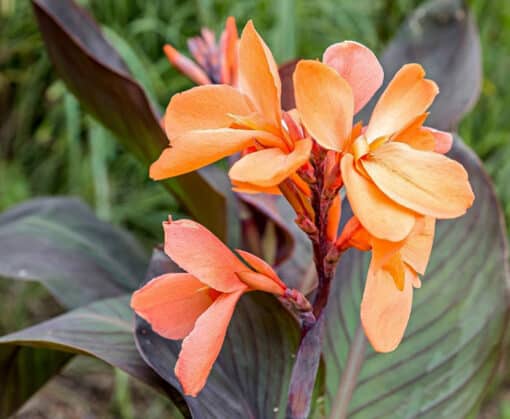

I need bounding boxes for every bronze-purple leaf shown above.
[359,0,482,131]
[31,0,237,242]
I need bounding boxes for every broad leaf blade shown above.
[0,295,188,415]
[324,139,509,418]
[359,0,482,131]
[31,0,162,163]
[0,197,147,309]
[134,249,301,418]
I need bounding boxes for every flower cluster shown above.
[132,19,474,397]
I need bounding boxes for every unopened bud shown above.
[298,162,316,184]
[295,214,318,236]
[284,288,313,313]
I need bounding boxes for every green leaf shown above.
[0,295,188,417]
[134,249,302,418]
[0,197,147,309]
[324,139,510,418]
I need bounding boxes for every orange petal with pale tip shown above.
[341,154,416,241]
[164,85,252,138]
[150,129,260,180]
[163,218,247,293]
[411,272,422,288]
[362,142,475,218]
[229,138,312,188]
[131,273,213,340]
[361,261,414,352]
[175,289,245,396]
[365,64,439,142]
[293,60,353,151]
[323,41,384,114]
[426,127,453,154]
[238,21,282,129]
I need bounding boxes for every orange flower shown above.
[131,216,287,396]
[343,216,435,351]
[152,21,312,194]
[293,41,474,242]
[164,16,238,86]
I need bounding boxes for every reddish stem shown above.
[286,148,341,418]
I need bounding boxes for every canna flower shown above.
[164,16,239,86]
[131,216,287,396]
[340,216,435,351]
[152,21,312,194]
[293,41,474,242]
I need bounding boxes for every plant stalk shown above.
[286,149,340,418]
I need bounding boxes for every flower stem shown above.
[286,148,340,418]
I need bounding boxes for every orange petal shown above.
[163,218,247,293]
[411,271,422,288]
[231,180,282,195]
[361,261,413,352]
[238,21,282,129]
[236,249,285,288]
[392,113,435,152]
[164,85,252,138]
[362,142,475,218]
[131,273,213,340]
[400,216,435,275]
[175,289,245,396]
[326,195,342,242]
[426,127,453,154]
[236,271,285,295]
[220,16,239,85]
[341,154,416,241]
[163,44,212,86]
[337,217,371,251]
[228,138,312,187]
[365,64,439,142]
[322,41,383,114]
[150,129,259,180]
[370,237,407,273]
[293,60,353,151]
[383,252,406,291]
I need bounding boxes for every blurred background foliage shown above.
[1,0,509,417]
[2,0,509,244]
